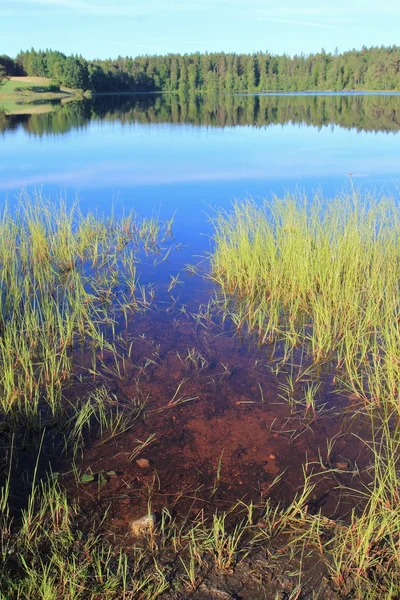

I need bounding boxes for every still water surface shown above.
[1,93,400,267]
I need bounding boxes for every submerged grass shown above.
[2,189,400,598]
[210,190,400,413]
[0,191,181,597]
[0,190,173,421]
[210,189,400,596]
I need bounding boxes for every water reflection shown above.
[2,93,400,137]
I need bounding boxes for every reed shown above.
[210,190,400,415]
[0,191,178,597]
[0,190,173,420]
[210,189,400,596]
[3,189,400,597]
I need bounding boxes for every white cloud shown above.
[2,0,400,23]
[265,18,331,29]
[1,0,212,16]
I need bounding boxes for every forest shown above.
[1,45,400,93]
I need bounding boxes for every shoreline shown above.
[91,88,400,97]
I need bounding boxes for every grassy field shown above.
[1,76,75,95]
[0,76,78,114]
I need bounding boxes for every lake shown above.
[2,93,400,596]
[2,93,400,269]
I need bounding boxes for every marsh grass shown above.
[0,471,171,599]
[210,190,400,596]
[0,190,173,421]
[3,188,400,597]
[0,191,181,597]
[210,190,400,413]
[2,428,398,598]
[0,190,176,584]
[0,189,176,508]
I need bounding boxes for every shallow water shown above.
[67,305,371,537]
[0,92,397,530]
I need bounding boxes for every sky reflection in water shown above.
[1,93,400,260]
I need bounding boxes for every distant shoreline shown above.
[90,89,400,97]
[0,76,81,111]
[2,77,400,104]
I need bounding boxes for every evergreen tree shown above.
[178,58,189,93]
[188,63,198,90]
[62,56,89,90]
[0,65,8,88]
[9,45,400,94]
[246,55,257,91]
[170,58,179,90]
[0,55,21,76]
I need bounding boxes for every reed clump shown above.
[210,190,400,414]
[210,190,400,595]
[0,190,173,420]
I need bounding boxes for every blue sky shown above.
[1,0,399,59]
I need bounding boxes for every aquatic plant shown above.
[210,189,400,596]
[0,190,173,420]
[210,190,400,416]
[2,188,400,598]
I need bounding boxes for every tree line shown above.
[2,93,400,137]
[1,45,400,92]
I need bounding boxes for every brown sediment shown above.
[64,305,372,543]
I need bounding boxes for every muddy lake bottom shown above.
[30,285,372,596]
[0,274,378,599]
[73,311,365,519]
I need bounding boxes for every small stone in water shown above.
[269,453,277,460]
[136,458,151,469]
[131,513,157,536]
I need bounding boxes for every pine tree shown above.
[246,55,257,91]
[0,65,8,88]
[9,45,400,94]
[178,59,189,93]
[62,56,89,90]
[170,58,179,90]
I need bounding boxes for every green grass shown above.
[1,77,67,95]
[0,452,334,599]
[1,78,39,94]
[0,191,183,597]
[0,77,77,114]
[211,191,400,411]
[209,189,400,596]
[0,191,173,420]
[2,189,400,598]
[5,447,394,599]
[14,84,60,93]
